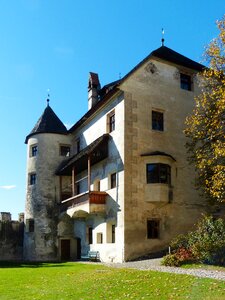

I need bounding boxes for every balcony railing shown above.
[60,191,107,213]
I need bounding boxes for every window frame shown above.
[110,173,117,189]
[146,163,171,184]
[147,219,160,239]
[97,232,103,244]
[60,145,71,157]
[180,73,192,91]
[31,145,38,157]
[29,173,36,185]
[107,110,115,133]
[152,110,164,131]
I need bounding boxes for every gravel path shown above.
[105,258,225,281]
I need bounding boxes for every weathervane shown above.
[161,28,165,46]
[47,89,50,106]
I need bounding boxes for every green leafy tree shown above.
[185,15,225,203]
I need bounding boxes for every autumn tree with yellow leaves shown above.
[185,15,225,204]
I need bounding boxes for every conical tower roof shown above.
[25,103,67,143]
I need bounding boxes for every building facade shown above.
[24,45,212,262]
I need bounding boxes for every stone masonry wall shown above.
[0,220,24,261]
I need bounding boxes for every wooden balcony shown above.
[60,191,107,216]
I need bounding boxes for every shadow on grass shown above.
[0,261,76,268]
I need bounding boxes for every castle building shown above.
[24,45,210,262]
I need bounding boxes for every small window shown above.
[88,227,93,244]
[147,219,160,239]
[60,146,70,157]
[29,173,36,185]
[76,182,80,195]
[27,219,34,232]
[97,232,103,244]
[76,138,80,153]
[107,110,115,133]
[110,173,116,189]
[146,163,171,184]
[180,73,192,91]
[31,145,38,157]
[152,111,164,131]
[112,224,115,243]
[94,179,100,191]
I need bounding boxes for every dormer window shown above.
[180,73,192,91]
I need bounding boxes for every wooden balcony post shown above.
[72,166,75,196]
[88,155,91,192]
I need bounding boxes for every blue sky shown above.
[0,0,224,219]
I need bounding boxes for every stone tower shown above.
[24,100,70,261]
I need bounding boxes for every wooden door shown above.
[61,239,70,260]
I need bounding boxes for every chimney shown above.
[88,72,101,110]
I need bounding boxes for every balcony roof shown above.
[56,134,110,175]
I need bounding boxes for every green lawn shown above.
[0,262,225,300]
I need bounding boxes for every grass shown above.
[0,262,225,300]
[181,263,225,272]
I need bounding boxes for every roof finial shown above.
[47,89,50,106]
[161,28,165,46]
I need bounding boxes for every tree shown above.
[185,15,225,204]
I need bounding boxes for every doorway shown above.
[76,238,81,259]
[61,239,70,260]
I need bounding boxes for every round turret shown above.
[24,102,71,261]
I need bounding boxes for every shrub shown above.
[170,234,189,251]
[162,215,225,267]
[187,215,225,265]
[175,247,194,263]
[161,254,181,267]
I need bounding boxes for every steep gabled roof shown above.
[69,45,205,134]
[120,46,204,84]
[25,104,67,143]
[151,46,204,71]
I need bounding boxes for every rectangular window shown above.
[60,146,70,157]
[29,173,36,185]
[97,232,103,244]
[147,219,160,239]
[152,111,164,131]
[76,182,80,195]
[27,219,34,232]
[107,110,115,133]
[180,73,192,91]
[146,163,171,184]
[110,173,116,189]
[112,224,115,243]
[94,179,100,191]
[76,138,80,153]
[31,145,38,157]
[88,227,93,244]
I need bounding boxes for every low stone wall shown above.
[0,221,24,261]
